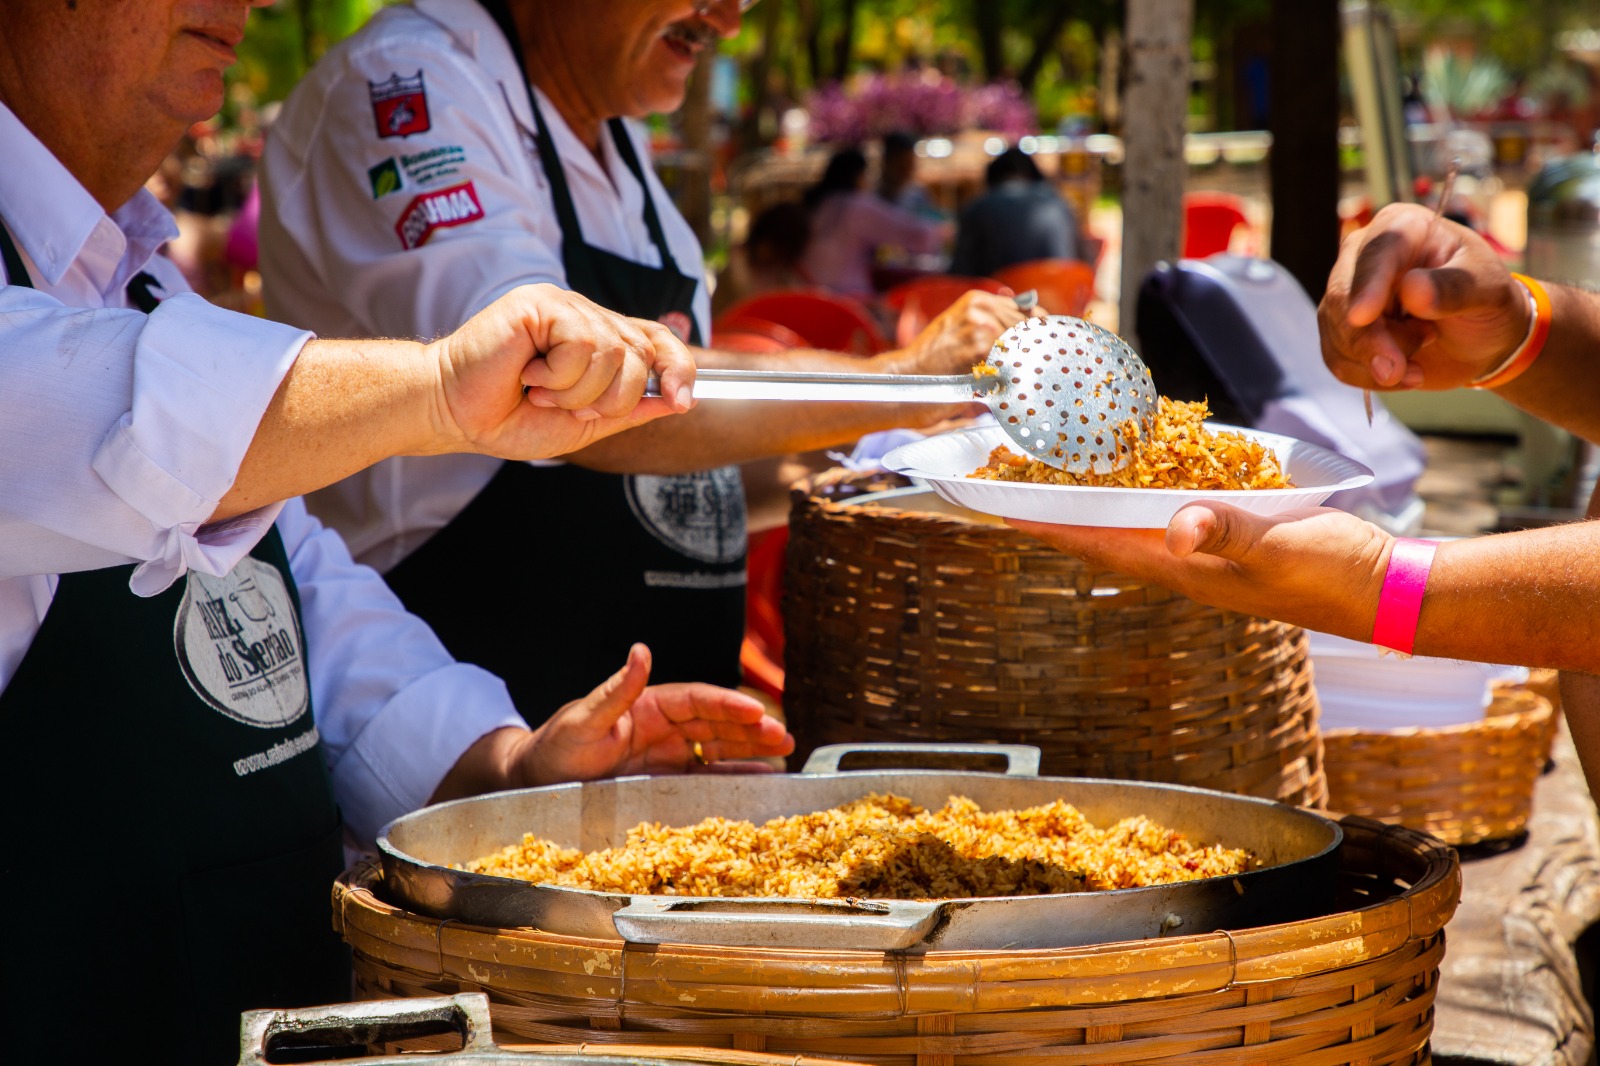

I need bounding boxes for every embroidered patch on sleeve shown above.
[369,71,431,139]
[395,181,485,250]
[368,158,404,198]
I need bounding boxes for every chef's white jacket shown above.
[259,0,713,572]
[0,101,523,843]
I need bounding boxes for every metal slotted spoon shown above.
[644,315,1155,473]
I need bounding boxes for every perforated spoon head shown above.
[985,316,1157,473]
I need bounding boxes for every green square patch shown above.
[368,157,403,199]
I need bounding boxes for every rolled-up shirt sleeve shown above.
[0,286,309,592]
[280,498,525,843]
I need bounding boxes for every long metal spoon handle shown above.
[647,366,996,404]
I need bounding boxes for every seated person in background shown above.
[950,147,1081,277]
[714,199,812,315]
[798,146,950,300]
[878,130,940,219]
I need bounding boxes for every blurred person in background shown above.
[950,146,1080,277]
[259,0,1026,721]
[713,198,811,314]
[1010,204,1600,789]
[797,144,950,299]
[878,129,939,218]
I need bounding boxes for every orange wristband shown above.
[1471,273,1551,390]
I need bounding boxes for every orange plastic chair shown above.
[991,258,1096,317]
[716,290,889,356]
[740,526,788,702]
[882,274,1012,347]
[1182,192,1252,259]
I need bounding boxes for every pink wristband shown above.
[1370,538,1438,655]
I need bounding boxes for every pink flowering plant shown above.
[805,72,1037,143]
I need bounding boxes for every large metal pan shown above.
[377,744,1342,952]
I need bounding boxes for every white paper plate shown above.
[881,424,1374,528]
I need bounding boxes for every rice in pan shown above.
[970,396,1293,490]
[463,793,1256,900]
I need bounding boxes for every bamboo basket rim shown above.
[333,815,1459,1009]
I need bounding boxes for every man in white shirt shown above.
[261,0,1030,713]
[0,4,787,1061]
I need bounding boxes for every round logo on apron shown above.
[658,310,693,343]
[173,557,310,727]
[624,467,747,564]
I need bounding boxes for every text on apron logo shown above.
[369,71,431,139]
[395,181,484,250]
[173,556,310,728]
[625,468,748,565]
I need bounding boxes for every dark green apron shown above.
[383,3,746,717]
[0,223,348,1065]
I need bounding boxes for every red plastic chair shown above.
[716,290,889,356]
[740,526,788,702]
[710,321,809,354]
[881,274,1012,347]
[1182,192,1253,259]
[991,258,1097,318]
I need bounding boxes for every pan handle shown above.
[802,742,1041,777]
[612,896,942,952]
[237,993,495,1065]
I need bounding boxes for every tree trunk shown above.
[1099,25,1123,134]
[679,51,714,247]
[1267,0,1340,299]
[799,0,824,88]
[1119,0,1193,343]
[1018,6,1077,93]
[830,0,860,83]
[736,0,785,152]
[973,0,1004,82]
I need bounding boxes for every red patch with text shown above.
[658,311,693,343]
[394,182,484,250]
[369,71,431,139]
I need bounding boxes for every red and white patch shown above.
[658,310,693,342]
[394,182,484,250]
[369,71,431,139]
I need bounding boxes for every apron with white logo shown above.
[0,223,348,1065]
[383,3,746,714]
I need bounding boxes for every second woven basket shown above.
[782,469,1326,806]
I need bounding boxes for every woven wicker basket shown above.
[1323,689,1555,846]
[781,469,1326,807]
[334,815,1459,1065]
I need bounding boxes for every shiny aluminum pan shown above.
[377,744,1342,952]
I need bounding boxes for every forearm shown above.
[1413,520,1600,672]
[215,338,448,520]
[428,725,536,804]
[566,346,956,474]
[1491,283,1600,442]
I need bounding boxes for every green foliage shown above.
[229,0,387,113]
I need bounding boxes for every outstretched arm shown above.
[1010,503,1600,675]
[215,284,696,520]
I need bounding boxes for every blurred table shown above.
[1432,718,1600,1065]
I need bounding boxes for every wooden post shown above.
[678,50,715,247]
[1119,0,1193,345]
[1268,0,1341,299]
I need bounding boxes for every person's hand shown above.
[1008,502,1393,642]
[429,283,698,460]
[1318,203,1531,393]
[519,644,794,784]
[877,290,1039,427]
[889,289,1037,377]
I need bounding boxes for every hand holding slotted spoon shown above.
[644,314,1155,473]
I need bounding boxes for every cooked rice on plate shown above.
[970,397,1293,490]
[463,793,1256,900]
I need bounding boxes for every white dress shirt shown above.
[0,102,523,843]
[259,0,713,571]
